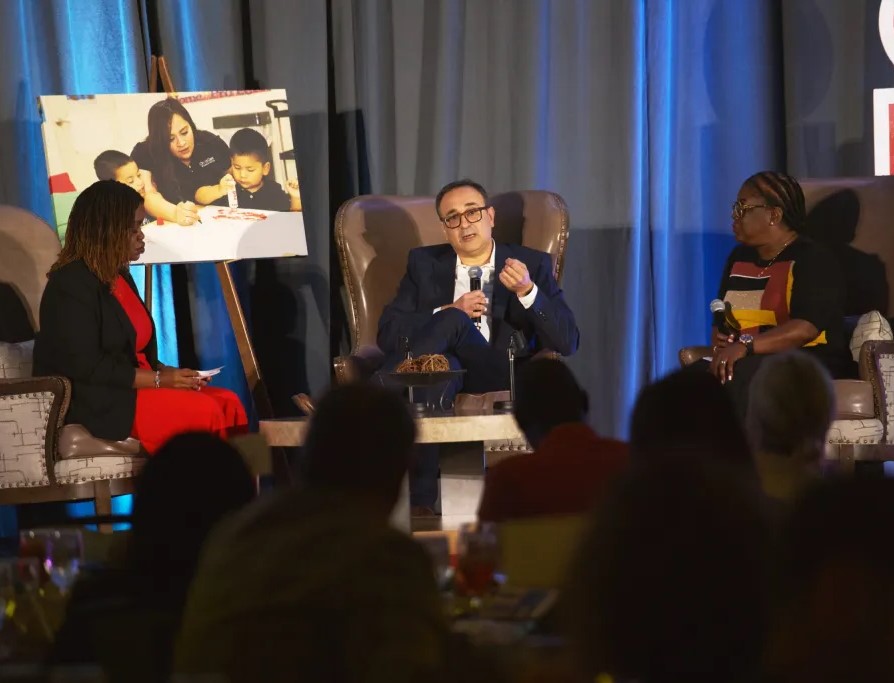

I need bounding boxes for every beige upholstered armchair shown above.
[0,205,146,526]
[332,190,570,396]
[681,176,894,470]
[329,190,570,466]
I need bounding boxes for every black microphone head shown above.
[709,299,725,314]
[469,265,483,292]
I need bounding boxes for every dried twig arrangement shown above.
[395,354,450,373]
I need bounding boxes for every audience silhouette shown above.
[564,457,772,683]
[479,358,626,522]
[175,383,449,683]
[767,477,894,683]
[52,431,255,680]
[41,356,894,683]
[747,350,835,504]
[630,368,753,468]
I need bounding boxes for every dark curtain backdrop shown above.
[1,0,892,443]
[329,0,786,434]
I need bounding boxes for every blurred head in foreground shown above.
[130,431,255,604]
[564,457,772,683]
[767,477,894,683]
[301,383,416,514]
[747,350,834,502]
[513,358,589,448]
[630,368,753,468]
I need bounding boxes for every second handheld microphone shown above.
[709,299,741,338]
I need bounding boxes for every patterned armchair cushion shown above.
[0,340,34,379]
[827,419,885,445]
[850,311,893,362]
[0,390,54,487]
[877,351,894,444]
[54,455,145,486]
[0,386,145,488]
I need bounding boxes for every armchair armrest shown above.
[679,346,712,367]
[859,340,894,443]
[333,345,387,385]
[0,376,70,485]
[332,356,352,385]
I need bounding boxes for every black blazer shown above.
[377,243,579,356]
[33,260,157,441]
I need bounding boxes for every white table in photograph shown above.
[136,206,308,264]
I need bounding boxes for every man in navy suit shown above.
[378,179,580,514]
[378,179,579,394]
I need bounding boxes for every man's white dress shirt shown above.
[435,241,538,342]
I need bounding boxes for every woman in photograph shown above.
[130,97,235,209]
[33,180,248,453]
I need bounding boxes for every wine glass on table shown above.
[0,557,47,659]
[455,522,499,607]
[0,559,18,659]
[19,529,83,595]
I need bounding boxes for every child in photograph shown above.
[215,128,302,212]
[93,150,199,226]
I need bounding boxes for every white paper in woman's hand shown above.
[196,367,223,378]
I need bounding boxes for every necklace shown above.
[758,235,797,277]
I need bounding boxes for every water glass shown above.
[0,557,44,659]
[456,522,499,597]
[19,529,83,594]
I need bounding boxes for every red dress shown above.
[112,276,249,454]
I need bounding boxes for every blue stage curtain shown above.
[0,0,189,531]
[618,0,785,427]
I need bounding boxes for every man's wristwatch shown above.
[738,333,755,356]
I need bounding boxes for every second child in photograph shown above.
[214,128,302,212]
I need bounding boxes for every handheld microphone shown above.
[469,266,483,329]
[709,299,741,338]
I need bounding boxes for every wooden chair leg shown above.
[838,444,856,475]
[93,480,113,534]
[271,447,293,487]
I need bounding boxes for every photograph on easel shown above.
[38,90,308,264]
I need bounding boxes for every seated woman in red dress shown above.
[34,180,247,453]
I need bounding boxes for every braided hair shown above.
[51,180,143,287]
[744,171,806,233]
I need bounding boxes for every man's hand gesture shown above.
[499,258,534,296]
[449,290,488,318]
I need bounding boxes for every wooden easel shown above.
[148,53,175,94]
[141,52,174,314]
[145,55,275,421]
